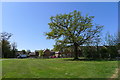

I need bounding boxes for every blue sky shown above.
[2,2,118,51]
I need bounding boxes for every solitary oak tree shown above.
[46,10,103,60]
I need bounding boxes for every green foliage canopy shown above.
[46,10,103,45]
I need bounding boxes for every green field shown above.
[2,58,118,78]
[0,60,2,80]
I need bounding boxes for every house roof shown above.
[29,52,36,56]
[43,49,50,53]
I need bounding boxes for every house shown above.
[55,51,61,58]
[28,51,39,58]
[43,49,52,58]
[43,49,62,58]
[28,52,36,58]
[16,51,24,55]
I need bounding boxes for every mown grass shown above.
[2,58,118,78]
[0,60,2,79]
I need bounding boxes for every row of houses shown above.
[17,46,115,58]
[16,49,72,58]
[43,49,75,58]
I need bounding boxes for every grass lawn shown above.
[2,58,118,78]
[0,60,2,79]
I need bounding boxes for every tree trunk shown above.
[74,43,79,60]
[2,40,5,58]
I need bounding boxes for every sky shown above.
[2,2,118,51]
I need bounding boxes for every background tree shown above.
[26,50,31,54]
[104,32,118,59]
[104,32,118,46]
[22,50,26,54]
[46,10,103,60]
[35,50,39,57]
[11,42,17,58]
[1,32,12,58]
[92,34,102,59]
[0,41,2,58]
[39,50,44,57]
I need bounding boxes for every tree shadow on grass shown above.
[63,58,119,61]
